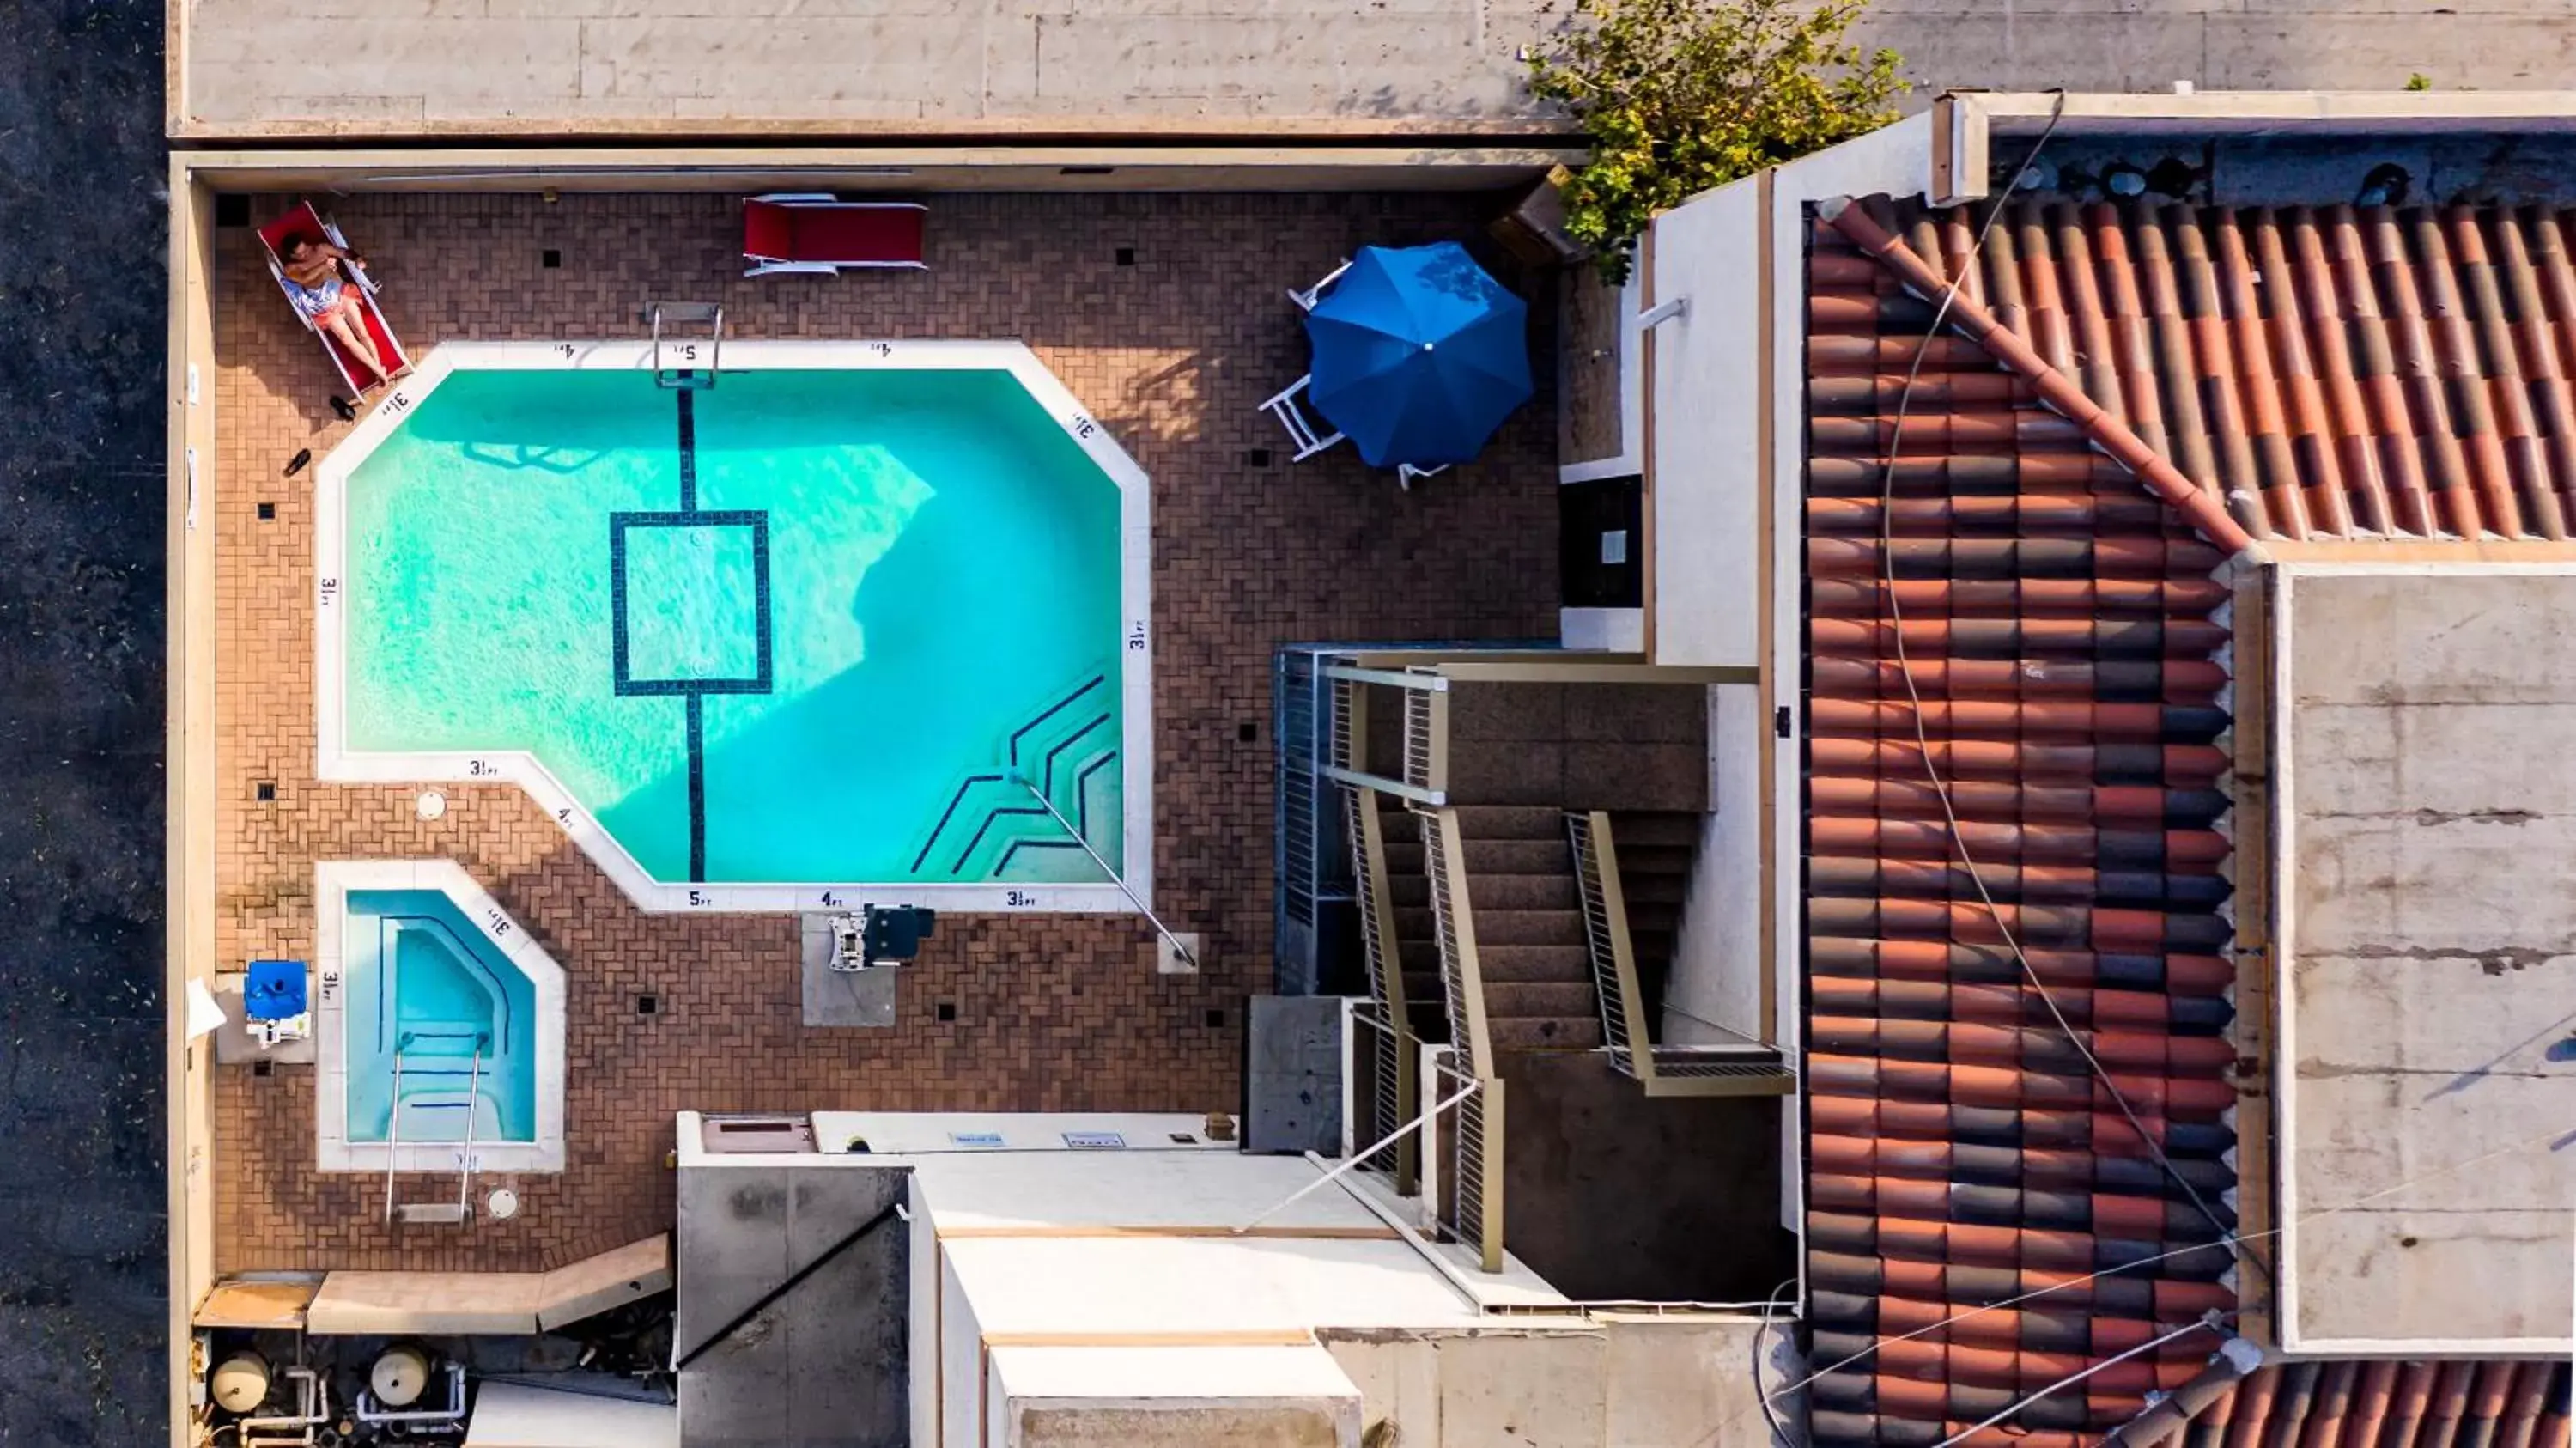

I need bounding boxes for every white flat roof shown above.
[945,1234,1498,1336]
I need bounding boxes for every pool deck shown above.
[205,190,1560,1273]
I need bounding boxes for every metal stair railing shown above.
[1345,784,1417,1195]
[1564,810,1796,1099]
[1567,809,1659,1086]
[1418,806,1504,1271]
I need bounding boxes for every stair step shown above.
[1611,812,1704,848]
[1614,844,1695,878]
[1387,876,1428,908]
[1490,1016,1605,1050]
[1449,806,1565,841]
[392,1202,471,1226]
[1459,838,1571,873]
[1464,873,1577,911]
[1485,981,1599,1019]
[1465,909,1586,946]
[1475,944,1593,983]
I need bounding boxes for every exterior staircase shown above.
[1374,800,1451,1048]
[1395,805,1601,1052]
[1603,810,1699,1025]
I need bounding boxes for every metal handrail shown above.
[1321,663,1452,692]
[1420,1046,1504,1273]
[383,1052,405,1223]
[1418,811,1504,1273]
[1418,808,1492,1074]
[1400,679,1449,800]
[1346,788,1418,1194]
[1566,810,1659,1086]
[457,1048,483,1220]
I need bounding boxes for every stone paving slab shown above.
[207,189,1560,1273]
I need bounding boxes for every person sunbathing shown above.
[278,234,393,385]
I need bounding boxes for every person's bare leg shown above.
[324,302,389,382]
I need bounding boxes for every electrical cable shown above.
[1749,1276,1801,1448]
[1923,1316,2226,1448]
[1859,86,2259,1273]
[1680,1095,2573,1447]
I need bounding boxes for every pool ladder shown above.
[383,1044,483,1226]
[647,301,724,390]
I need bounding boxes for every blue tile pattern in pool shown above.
[343,889,538,1145]
[341,368,1127,885]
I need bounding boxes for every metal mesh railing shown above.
[1347,787,1393,1007]
[1425,1048,1503,1272]
[1330,673,1358,772]
[1400,673,1443,798]
[1564,810,1638,1074]
[1418,808,1479,1074]
[1346,1000,1409,1180]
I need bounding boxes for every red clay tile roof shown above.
[1819,199,2576,545]
[1797,198,2573,1448]
[2182,1360,2571,1448]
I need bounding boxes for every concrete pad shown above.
[195,1277,321,1329]
[536,1232,674,1330]
[801,915,898,1028]
[308,1270,545,1335]
[2277,567,2576,1352]
[306,1234,673,1335]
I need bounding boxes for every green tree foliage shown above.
[1528,0,1906,282]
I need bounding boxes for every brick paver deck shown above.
[208,191,1560,1272]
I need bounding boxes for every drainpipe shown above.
[354,1361,469,1429]
[2101,1333,2271,1448]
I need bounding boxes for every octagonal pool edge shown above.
[312,340,1153,916]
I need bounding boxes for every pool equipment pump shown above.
[828,905,937,973]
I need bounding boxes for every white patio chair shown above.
[1285,258,1353,313]
[1261,375,1346,462]
[1394,463,1450,490]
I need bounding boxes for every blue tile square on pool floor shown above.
[610,510,773,696]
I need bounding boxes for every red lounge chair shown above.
[742,194,928,277]
[258,202,410,399]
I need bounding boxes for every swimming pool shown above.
[314,861,566,1174]
[315,343,1151,914]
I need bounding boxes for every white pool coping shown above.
[314,860,568,1175]
[314,340,1155,916]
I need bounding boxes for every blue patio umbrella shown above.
[1304,242,1534,469]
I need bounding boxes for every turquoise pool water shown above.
[342,369,1125,885]
[345,889,537,1145]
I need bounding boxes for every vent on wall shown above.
[701,1115,818,1154]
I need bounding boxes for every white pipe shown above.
[1312,1148,1506,1309]
[355,1361,468,1427]
[240,1369,326,1448]
[1236,1075,1479,1234]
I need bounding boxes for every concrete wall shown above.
[173,0,2576,142]
[1663,685,1767,1047]
[1495,1051,1791,1305]
[2275,565,2576,1354]
[675,1161,911,1445]
[1327,1329,1608,1447]
[1322,1315,1766,1448]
